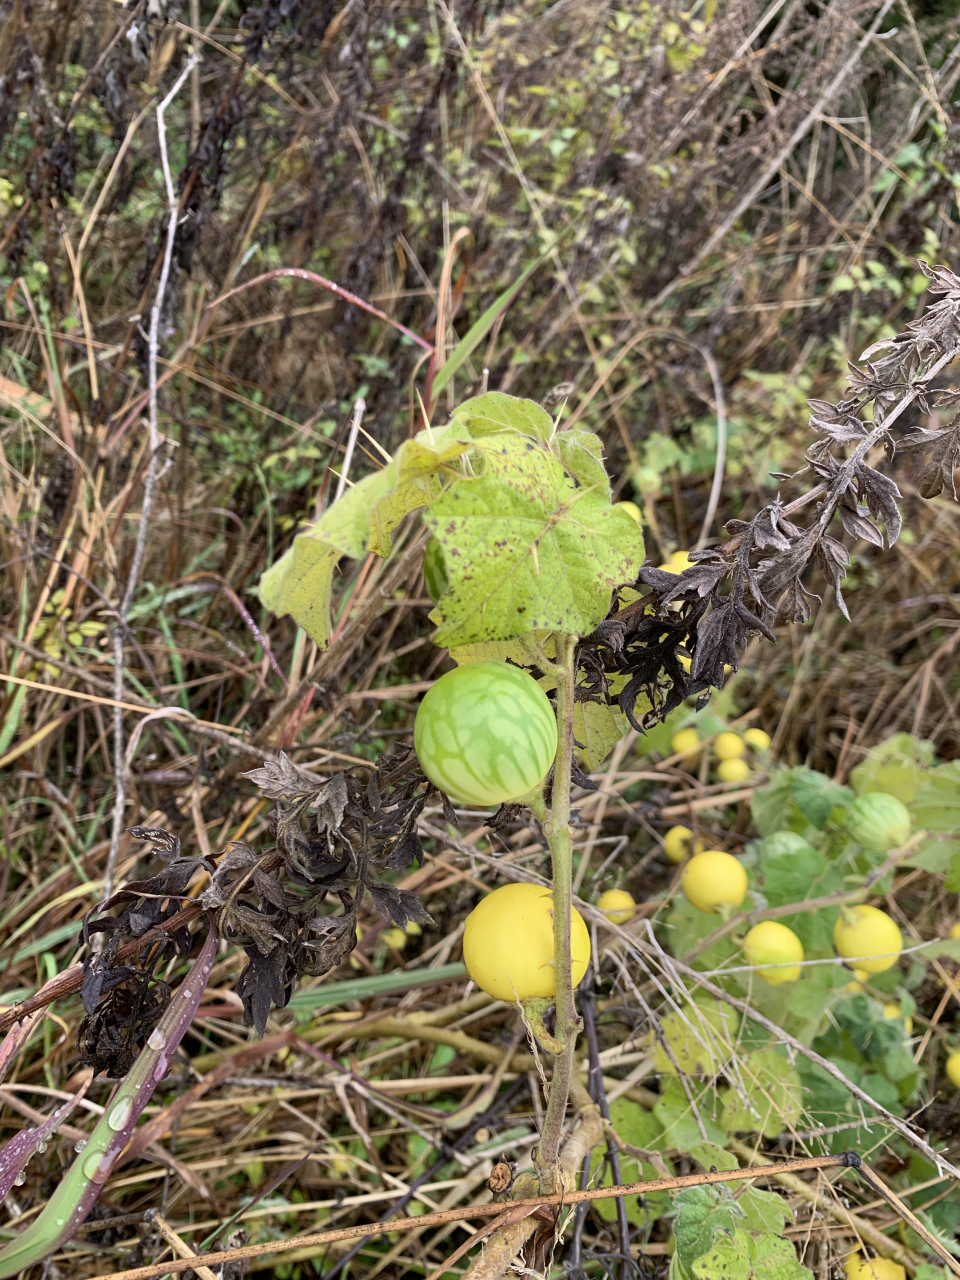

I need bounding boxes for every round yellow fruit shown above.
[950,923,960,940]
[615,500,642,523]
[657,550,693,574]
[382,927,408,951]
[743,727,771,751]
[714,732,746,761]
[743,921,804,985]
[463,883,591,1002]
[671,728,701,758]
[598,889,637,924]
[663,825,705,864]
[681,851,748,914]
[947,1049,960,1089]
[844,1253,905,1280]
[882,1003,913,1034]
[404,920,422,937]
[717,758,751,784]
[833,906,903,974]
[854,969,869,983]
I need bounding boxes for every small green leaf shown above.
[672,1184,743,1277]
[735,1186,790,1236]
[449,391,554,440]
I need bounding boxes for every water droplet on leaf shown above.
[108,1099,132,1131]
[14,1170,26,1186]
[74,1140,86,1153]
[147,1028,165,1051]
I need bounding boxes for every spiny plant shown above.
[249,261,960,1196]
[5,261,960,1276]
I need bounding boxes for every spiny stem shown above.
[536,631,579,1186]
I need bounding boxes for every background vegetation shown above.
[3,0,960,1276]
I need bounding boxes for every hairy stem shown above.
[537,631,579,1185]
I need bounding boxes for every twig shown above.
[85,1155,856,1280]
[103,57,201,906]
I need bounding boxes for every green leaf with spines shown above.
[259,425,471,646]
[425,430,644,645]
[690,1230,813,1279]
[671,1184,743,1278]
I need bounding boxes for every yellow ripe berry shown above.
[743,727,771,752]
[947,1050,960,1090]
[845,979,865,994]
[663,825,704,864]
[854,969,870,983]
[743,921,803,985]
[844,1252,906,1280]
[950,923,960,940]
[657,550,692,573]
[833,906,903,974]
[404,920,422,937]
[681,851,748,914]
[615,500,642,523]
[717,758,751,784]
[598,889,637,924]
[883,1003,913,1034]
[671,728,701,758]
[382,927,408,951]
[714,732,746,761]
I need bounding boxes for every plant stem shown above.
[537,631,579,1186]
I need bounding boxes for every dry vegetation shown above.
[3,0,960,1277]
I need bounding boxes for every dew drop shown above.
[82,1151,111,1183]
[147,1028,165,1051]
[74,1140,86,1154]
[108,1099,132,1131]
[181,988,192,999]
[37,1141,47,1154]
[14,1171,26,1186]
[153,1055,169,1082]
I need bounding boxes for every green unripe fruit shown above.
[844,792,911,851]
[757,831,818,860]
[414,661,558,806]
[423,537,449,603]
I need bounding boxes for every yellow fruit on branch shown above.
[844,1252,905,1280]
[671,728,701,759]
[462,883,590,1002]
[946,1049,960,1090]
[681,851,748,914]
[598,888,637,924]
[833,906,903,974]
[714,732,746,761]
[615,500,642,523]
[742,921,804,985]
[717,758,751,784]
[743,727,771,751]
[882,1003,913,1034]
[663,825,705,864]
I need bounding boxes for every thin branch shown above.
[103,57,200,905]
[85,1155,855,1280]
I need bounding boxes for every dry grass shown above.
[3,0,960,1276]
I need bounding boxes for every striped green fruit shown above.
[414,661,558,805]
